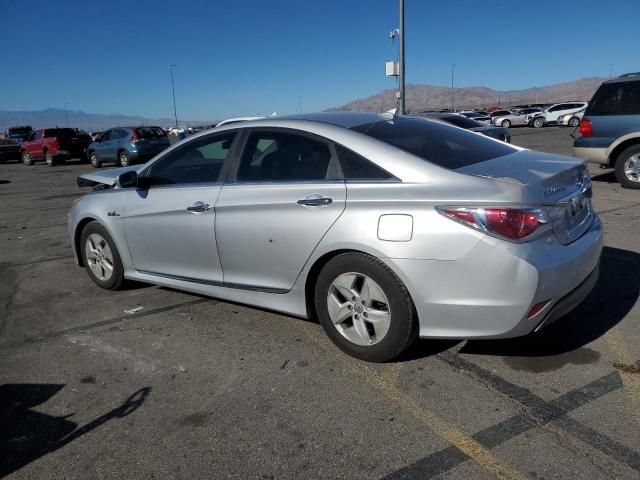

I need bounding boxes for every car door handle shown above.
[297,196,333,207]
[186,201,211,213]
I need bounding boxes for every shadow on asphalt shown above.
[591,170,618,184]
[398,246,640,369]
[0,384,151,478]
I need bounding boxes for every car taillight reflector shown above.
[527,300,551,319]
[579,119,592,137]
[129,130,140,143]
[437,207,549,241]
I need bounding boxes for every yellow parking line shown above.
[296,323,527,480]
[604,326,640,424]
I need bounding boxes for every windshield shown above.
[351,116,516,170]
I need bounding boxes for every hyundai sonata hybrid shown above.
[68,112,602,362]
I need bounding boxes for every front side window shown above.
[144,131,236,185]
[33,131,42,140]
[237,131,338,182]
[352,116,516,170]
[101,130,112,141]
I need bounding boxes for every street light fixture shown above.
[170,64,178,128]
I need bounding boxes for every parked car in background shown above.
[21,128,92,166]
[69,112,601,362]
[7,125,33,145]
[489,109,515,120]
[529,102,589,128]
[417,112,511,143]
[460,111,491,124]
[87,126,170,168]
[90,131,104,142]
[0,137,22,162]
[574,73,640,188]
[491,108,542,128]
[557,110,585,127]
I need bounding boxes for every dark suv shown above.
[574,73,640,188]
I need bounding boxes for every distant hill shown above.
[327,77,607,113]
[0,108,214,132]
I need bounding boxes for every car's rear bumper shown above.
[573,146,608,164]
[387,216,603,339]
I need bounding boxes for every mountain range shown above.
[327,77,607,113]
[0,77,608,131]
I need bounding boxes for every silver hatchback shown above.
[68,113,602,362]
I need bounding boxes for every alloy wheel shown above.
[85,233,114,281]
[326,272,391,346]
[623,154,640,183]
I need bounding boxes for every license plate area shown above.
[550,192,593,245]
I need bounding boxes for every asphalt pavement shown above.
[1,126,639,479]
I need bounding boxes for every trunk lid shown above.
[457,150,594,244]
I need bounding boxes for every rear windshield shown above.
[135,127,166,139]
[587,81,640,116]
[0,138,18,146]
[351,116,516,169]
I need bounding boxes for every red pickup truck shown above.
[21,128,92,166]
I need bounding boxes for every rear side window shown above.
[237,131,338,182]
[335,145,394,180]
[587,81,640,116]
[351,116,516,170]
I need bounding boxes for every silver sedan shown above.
[492,108,542,128]
[68,113,602,362]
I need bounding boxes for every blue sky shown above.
[1,0,638,120]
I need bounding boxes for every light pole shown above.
[64,102,69,127]
[609,64,613,79]
[170,64,178,128]
[398,0,405,115]
[450,63,456,111]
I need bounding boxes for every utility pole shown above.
[64,102,69,127]
[450,63,456,111]
[170,64,178,128]
[398,0,405,115]
[609,64,613,79]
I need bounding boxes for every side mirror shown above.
[117,170,138,189]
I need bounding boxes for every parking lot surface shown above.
[1,127,639,479]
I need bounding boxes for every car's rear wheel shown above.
[568,117,580,127]
[314,252,418,362]
[89,151,102,168]
[80,221,125,290]
[501,119,511,128]
[22,151,32,166]
[45,150,55,167]
[615,145,640,189]
[532,117,545,128]
[119,150,130,167]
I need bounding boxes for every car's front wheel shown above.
[532,117,545,128]
[615,145,640,189]
[89,151,102,168]
[45,150,55,167]
[80,221,125,290]
[22,151,32,166]
[568,117,580,127]
[314,252,418,362]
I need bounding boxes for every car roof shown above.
[265,112,393,129]
[603,73,640,85]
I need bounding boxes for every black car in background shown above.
[415,112,511,143]
[0,137,22,162]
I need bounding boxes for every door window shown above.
[237,131,338,182]
[101,130,112,141]
[144,131,236,185]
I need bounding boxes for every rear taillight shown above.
[579,119,592,137]
[437,207,549,241]
[129,130,140,143]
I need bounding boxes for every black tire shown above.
[314,252,418,362]
[501,119,511,128]
[532,117,545,128]
[80,221,125,290]
[45,150,55,167]
[89,151,102,168]
[568,117,580,127]
[21,151,33,166]
[614,144,640,189]
[118,150,130,167]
